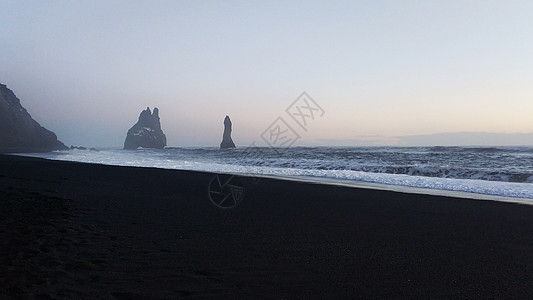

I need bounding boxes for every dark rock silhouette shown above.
[70,145,87,150]
[0,83,68,153]
[124,107,167,150]
[220,115,236,149]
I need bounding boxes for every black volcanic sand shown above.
[1,154,533,299]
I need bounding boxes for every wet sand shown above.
[1,154,533,298]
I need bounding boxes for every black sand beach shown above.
[1,154,533,298]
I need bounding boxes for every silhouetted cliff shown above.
[0,83,68,153]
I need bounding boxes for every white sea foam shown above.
[18,147,533,201]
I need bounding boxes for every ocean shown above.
[20,146,533,201]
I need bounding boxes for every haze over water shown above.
[2,1,533,147]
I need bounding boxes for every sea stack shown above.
[0,83,68,153]
[124,107,167,150]
[220,115,236,149]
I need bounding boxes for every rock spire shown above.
[220,115,236,149]
[124,107,167,149]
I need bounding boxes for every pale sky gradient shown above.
[1,1,532,147]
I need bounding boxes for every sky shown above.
[1,1,533,147]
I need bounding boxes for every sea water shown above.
[20,146,533,201]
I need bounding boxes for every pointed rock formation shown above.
[124,107,167,149]
[220,115,236,149]
[0,83,68,153]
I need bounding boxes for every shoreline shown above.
[2,154,533,298]
[15,152,533,204]
[269,174,533,205]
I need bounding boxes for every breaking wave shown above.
[19,146,533,200]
